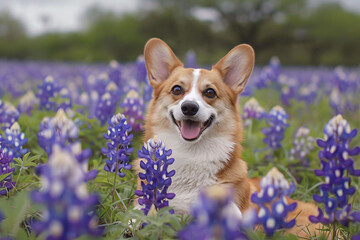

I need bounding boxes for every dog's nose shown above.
[181,101,199,116]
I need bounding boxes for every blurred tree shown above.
[86,14,146,62]
[138,8,215,63]
[302,3,360,65]
[0,11,28,59]
[0,11,26,41]
[141,0,305,51]
[1,2,360,65]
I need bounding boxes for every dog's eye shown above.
[171,85,183,95]
[203,88,216,98]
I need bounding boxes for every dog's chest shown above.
[156,131,234,214]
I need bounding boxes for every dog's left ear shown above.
[213,44,255,94]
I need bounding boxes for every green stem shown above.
[153,189,158,211]
[112,155,119,203]
[15,168,23,188]
[332,223,336,240]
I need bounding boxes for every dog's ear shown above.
[144,38,183,87]
[213,44,254,94]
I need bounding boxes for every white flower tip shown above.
[45,75,54,83]
[126,89,139,99]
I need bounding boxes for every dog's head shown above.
[144,38,254,144]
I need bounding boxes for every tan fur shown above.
[135,38,322,238]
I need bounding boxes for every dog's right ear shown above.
[144,38,183,87]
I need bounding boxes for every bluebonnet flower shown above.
[278,76,297,106]
[94,92,117,126]
[185,50,197,68]
[179,186,256,240]
[67,142,98,182]
[106,81,122,104]
[36,76,59,111]
[297,76,318,106]
[242,98,265,120]
[143,80,153,103]
[329,68,359,114]
[31,144,102,239]
[242,98,265,127]
[0,149,15,195]
[134,136,176,215]
[262,106,289,150]
[120,90,145,132]
[136,55,147,82]
[289,127,315,167]
[0,122,28,159]
[251,167,297,236]
[102,113,133,178]
[38,109,79,154]
[18,90,39,115]
[334,67,357,93]
[93,73,110,98]
[310,115,360,231]
[108,61,122,89]
[256,57,281,89]
[0,101,20,130]
[329,87,344,114]
[77,92,90,107]
[57,88,72,111]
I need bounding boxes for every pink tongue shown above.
[180,120,201,140]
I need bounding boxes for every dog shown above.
[135,38,320,237]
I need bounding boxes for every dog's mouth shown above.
[171,112,214,141]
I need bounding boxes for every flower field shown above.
[0,56,359,239]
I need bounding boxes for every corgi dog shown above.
[135,38,320,237]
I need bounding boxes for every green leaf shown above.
[0,191,32,238]
[13,158,22,166]
[162,225,176,237]
[0,173,12,182]
[167,215,181,231]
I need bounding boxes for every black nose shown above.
[181,101,199,116]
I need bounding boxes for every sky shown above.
[1,0,140,35]
[1,0,360,36]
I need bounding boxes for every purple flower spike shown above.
[251,167,297,236]
[0,122,28,159]
[37,109,79,154]
[179,186,256,240]
[95,92,117,126]
[18,90,39,115]
[36,76,60,111]
[0,149,15,195]
[135,136,175,215]
[32,145,102,239]
[0,100,20,130]
[120,90,145,132]
[57,88,72,111]
[262,105,289,150]
[185,50,197,68]
[310,114,360,230]
[289,127,314,168]
[102,113,133,178]
[242,97,265,127]
[256,56,281,89]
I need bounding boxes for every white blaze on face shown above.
[171,69,216,123]
[181,69,201,104]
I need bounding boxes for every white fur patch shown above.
[155,129,234,214]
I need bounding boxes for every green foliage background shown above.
[1,0,360,65]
